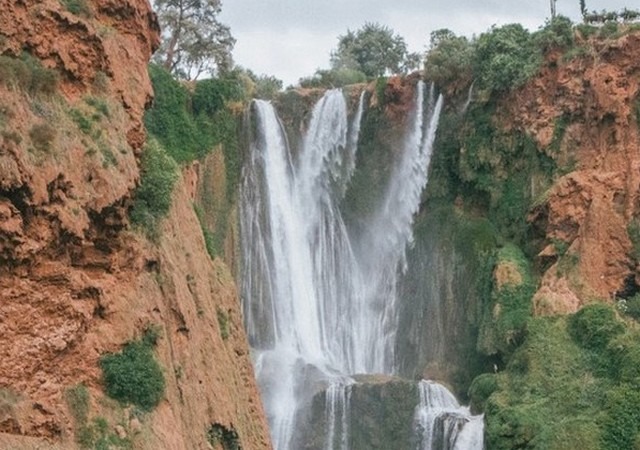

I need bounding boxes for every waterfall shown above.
[325,383,352,450]
[414,381,484,450]
[240,82,481,449]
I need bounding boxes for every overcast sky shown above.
[220,1,631,86]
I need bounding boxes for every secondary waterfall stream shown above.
[240,81,483,449]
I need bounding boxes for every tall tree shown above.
[330,23,419,78]
[550,0,557,18]
[153,0,235,79]
[579,0,587,19]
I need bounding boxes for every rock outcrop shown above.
[504,33,640,313]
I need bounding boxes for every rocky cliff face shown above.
[507,32,640,314]
[0,1,270,448]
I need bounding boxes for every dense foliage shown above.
[424,29,473,89]
[144,64,242,169]
[474,24,542,92]
[100,330,165,411]
[478,307,640,450]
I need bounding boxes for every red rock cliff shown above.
[0,1,271,448]
[502,31,640,314]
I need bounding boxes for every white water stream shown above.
[240,82,482,449]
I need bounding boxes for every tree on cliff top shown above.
[153,0,235,79]
[330,23,420,78]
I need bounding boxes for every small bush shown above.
[29,123,56,152]
[569,303,624,351]
[77,417,131,449]
[2,130,22,144]
[468,373,498,413]
[599,21,619,39]
[533,16,575,52]
[130,139,179,236]
[623,294,640,320]
[628,219,640,261]
[0,54,58,96]
[194,204,219,259]
[207,423,240,450]
[192,78,243,116]
[100,335,165,411]
[69,108,93,135]
[85,96,110,118]
[601,384,640,450]
[61,0,92,17]
[217,308,230,340]
[65,384,90,425]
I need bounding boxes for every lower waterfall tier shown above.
[294,376,483,450]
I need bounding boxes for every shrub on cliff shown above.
[130,138,179,236]
[533,16,575,52]
[568,303,624,351]
[100,330,165,411]
[145,64,208,163]
[474,24,541,92]
[0,53,58,96]
[424,29,473,90]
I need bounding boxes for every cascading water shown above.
[240,81,482,449]
[413,381,484,450]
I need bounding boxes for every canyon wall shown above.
[0,1,270,448]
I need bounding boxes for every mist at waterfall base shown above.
[240,82,483,449]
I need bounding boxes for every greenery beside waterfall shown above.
[129,64,246,242]
[417,18,640,449]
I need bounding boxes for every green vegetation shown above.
[474,24,542,92]
[330,22,420,78]
[139,64,244,240]
[569,303,624,351]
[0,53,58,96]
[468,373,498,413]
[65,385,132,450]
[424,29,473,89]
[217,308,230,340]
[475,304,640,449]
[130,138,179,237]
[61,0,91,17]
[194,204,220,259]
[622,294,640,320]
[145,64,242,193]
[100,329,165,411]
[207,423,240,450]
[77,417,131,450]
[29,123,56,152]
[424,15,634,98]
[152,0,234,79]
[479,245,535,356]
[66,384,90,425]
[427,100,555,245]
